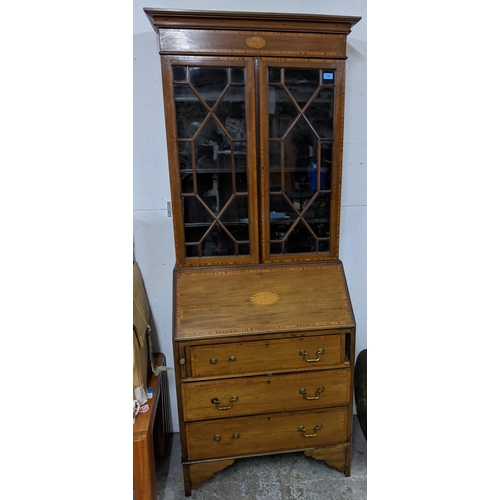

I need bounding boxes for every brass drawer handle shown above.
[299,386,325,400]
[299,348,325,362]
[210,356,236,364]
[213,433,240,442]
[298,424,323,438]
[211,395,239,410]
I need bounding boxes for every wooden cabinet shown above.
[145,9,361,496]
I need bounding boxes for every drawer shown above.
[185,406,348,461]
[182,368,350,421]
[188,334,345,378]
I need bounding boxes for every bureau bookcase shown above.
[144,9,361,496]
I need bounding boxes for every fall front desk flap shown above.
[173,261,354,339]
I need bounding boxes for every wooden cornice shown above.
[144,9,361,35]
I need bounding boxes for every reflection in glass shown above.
[174,85,208,139]
[269,140,281,168]
[305,88,334,138]
[231,68,245,83]
[268,87,298,138]
[183,197,213,226]
[283,221,315,253]
[268,68,281,83]
[190,67,228,108]
[235,172,248,193]
[267,66,335,256]
[172,64,251,258]
[284,69,319,109]
[194,117,220,171]
[173,66,187,82]
[178,140,194,173]
[320,142,333,180]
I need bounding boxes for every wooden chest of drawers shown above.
[173,261,355,496]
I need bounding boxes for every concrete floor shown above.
[155,417,367,499]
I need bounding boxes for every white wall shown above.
[133,0,367,432]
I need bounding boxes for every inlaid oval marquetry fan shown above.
[246,36,266,48]
[250,291,279,305]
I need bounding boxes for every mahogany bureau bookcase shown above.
[144,9,361,496]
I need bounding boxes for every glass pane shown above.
[178,141,194,173]
[182,197,213,225]
[171,64,252,261]
[194,117,220,170]
[190,67,228,108]
[284,69,319,109]
[231,68,245,83]
[267,65,335,258]
[220,195,249,225]
[173,66,187,82]
[270,242,282,254]
[318,240,330,252]
[268,68,281,83]
[185,244,199,258]
[174,85,208,139]
[219,196,250,255]
[270,220,289,243]
[284,221,315,254]
[235,171,248,193]
[308,193,331,223]
[286,116,316,170]
[216,148,247,173]
[320,142,333,186]
[215,86,246,139]
[196,172,232,216]
[200,223,235,256]
[305,88,334,139]
[239,244,250,255]
[270,171,281,192]
[269,140,281,168]
[270,194,294,218]
[180,171,194,194]
[200,225,221,257]
[184,224,208,244]
[309,222,330,239]
[269,87,298,138]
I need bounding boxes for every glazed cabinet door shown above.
[160,56,260,266]
[258,59,346,262]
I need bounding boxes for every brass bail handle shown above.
[299,348,325,362]
[299,386,325,400]
[298,423,323,438]
[214,433,240,441]
[211,395,239,410]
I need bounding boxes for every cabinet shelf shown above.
[270,217,329,224]
[181,167,248,174]
[184,221,249,227]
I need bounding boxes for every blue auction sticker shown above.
[323,72,334,81]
